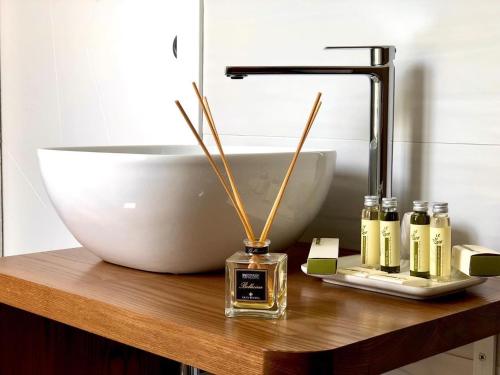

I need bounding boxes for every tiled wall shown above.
[1,0,201,254]
[5,0,498,257]
[2,0,499,370]
[204,0,500,251]
[203,0,500,373]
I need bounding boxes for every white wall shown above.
[1,0,201,255]
[1,0,499,371]
[204,0,500,373]
[204,0,500,253]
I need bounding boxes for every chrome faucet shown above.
[225,46,396,198]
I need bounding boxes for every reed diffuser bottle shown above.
[410,201,430,278]
[379,197,400,273]
[176,83,322,319]
[430,202,451,281]
[361,195,380,267]
[225,240,287,318]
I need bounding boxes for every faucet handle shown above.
[324,46,396,66]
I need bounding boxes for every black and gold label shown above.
[235,269,267,302]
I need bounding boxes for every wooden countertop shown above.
[0,244,499,375]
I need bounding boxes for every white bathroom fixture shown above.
[38,145,336,273]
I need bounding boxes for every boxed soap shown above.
[307,238,339,275]
[452,245,500,277]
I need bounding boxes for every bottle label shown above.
[380,221,400,267]
[235,269,268,302]
[410,224,430,272]
[430,227,451,277]
[361,219,380,266]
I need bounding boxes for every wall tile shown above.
[205,0,500,145]
[447,344,473,361]
[384,352,473,375]
[204,75,369,141]
[392,141,500,250]
[3,152,79,255]
[205,134,369,249]
[210,135,500,253]
[2,0,201,254]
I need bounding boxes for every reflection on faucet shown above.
[225,46,396,198]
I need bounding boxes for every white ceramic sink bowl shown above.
[38,145,336,273]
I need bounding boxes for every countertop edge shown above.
[1,247,500,374]
[0,272,264,375]
[262,296,500,374]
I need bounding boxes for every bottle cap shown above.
[432,202,448,214]
[413,200,428,212]
[364,195,379,207]
[244,239,270,254]
[381,197,398,209]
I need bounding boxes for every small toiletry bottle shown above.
[410,200,430,278]
[379,197,400,273]
[361,196,380,267]
[225,239,287,318]
[430,202,451,281]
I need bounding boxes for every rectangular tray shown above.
[301,255,486,300]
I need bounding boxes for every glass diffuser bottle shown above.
[225,239,287,318]
[177,85,322,319]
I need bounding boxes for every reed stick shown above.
[258,93,322,242]
[203,97,216,135]
[307,101,322,137]
[175,100,255,240]
[192,82,256,241]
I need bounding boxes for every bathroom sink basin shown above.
[38,145,336,273]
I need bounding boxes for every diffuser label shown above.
[410,224,430,272]
[361,220,380,266]
[380,221,400,267]
[430,227,451,277]
[235,269,267,302]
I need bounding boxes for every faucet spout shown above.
[226,66,381,77]
[225,46,396,198]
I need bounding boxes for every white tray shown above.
[301,255,486,300]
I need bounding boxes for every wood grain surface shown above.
[0,244,498,374]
